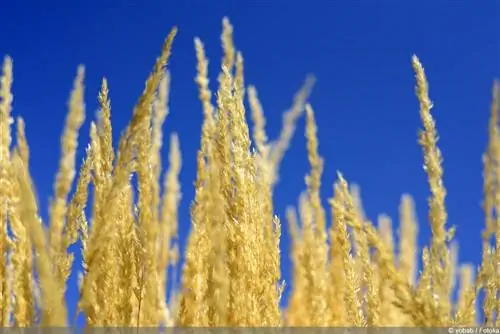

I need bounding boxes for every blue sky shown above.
[2,0,499,324]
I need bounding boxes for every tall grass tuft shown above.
[0,18,498,327]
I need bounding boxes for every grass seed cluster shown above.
[0,18,498,328]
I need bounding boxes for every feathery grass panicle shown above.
[86,122,112,325]
[13,153,67,326]
[349,185,378,325]
[178,35,217,328]
[481,82,498,245]
[328,221,348,325]
[9,117,34,326]
[99,26,177,216]
[490,82,500,326]
[247,85,284,326]
[330,173,365,326]
[269,75,316,185]
[399,194,418,286]
[89,85,114,311]
[152,72,171,227]
[9,171,34,327]
[114,181,138,326]
[204,137,229,327]
[221,17,235,73]
[248,86,269,158]
[285,206,308,326]
[304,104,327,240]
[412,55,452,323]
[377,214,398,325]
[478,81,500,326]
[135,56,158,326]
[75,144,92,272]
[455,264,477,325]
[97,77,114,181]
[15,117,29,167]
[194,38,214,123]
[65,142,92,258]
[48,66,86,292]
[300,104,330,325]
[247,73,283,328]
[158,133,182,324]
[178,33,222,328]
[1,18,498,329]
[80,27,177,326]
[0,56,14,327]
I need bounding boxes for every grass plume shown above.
[0,18,497,328]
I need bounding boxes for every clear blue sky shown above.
[2,0,499,324]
